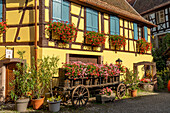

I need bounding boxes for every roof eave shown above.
[69,0,156,27]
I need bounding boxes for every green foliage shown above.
[157,68,170,90]
[10,51,32,101]
[30,56,59,99]
[124,69,139,90]
[47,96,61,102]
[152,33,170,71]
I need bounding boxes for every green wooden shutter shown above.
[133,23,138,40]
[62,0,69,23]
[53,0,62,21]
[110,16,119,35]
[144,26,148,41]
[0,0,2,21]
[115,17,120,35]
[86,8,98,32]
[110,16,116,35]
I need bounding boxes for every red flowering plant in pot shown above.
[137,38,152,54]
[84,31,106,46]
[109,35,126,49]
[46,21,77,43]
[0,20,8,34]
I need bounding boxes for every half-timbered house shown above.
[0,0,156,100]
[131,0,170,48]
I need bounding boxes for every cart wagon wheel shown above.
[72,85,89,107]
[116,83,126,99]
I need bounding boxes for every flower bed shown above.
[47,21,77,43]
[137,38,152,54]
[0,20,8,34]
[109,35,126,49]
[84,31,106,46]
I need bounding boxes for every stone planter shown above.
[16,98,29,112]
[140,83,154,92]
[48,100,61,112]
[96,93,116,104]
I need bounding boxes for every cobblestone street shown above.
[59,92,170,113]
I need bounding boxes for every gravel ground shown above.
[0,92,170,113]
[59,92,170,113]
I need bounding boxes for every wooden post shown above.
[35,0,38,69]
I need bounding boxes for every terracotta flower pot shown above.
[129,89,137,97]
[32,97,45,110]
[168,80,170,92]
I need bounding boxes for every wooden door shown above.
[5,63,17,100]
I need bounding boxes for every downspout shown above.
[35,0,38,69]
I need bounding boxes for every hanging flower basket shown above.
[0,20,8,34]
[109,35,126,49]
[137,38,152,54]
[84,31,106,46]
[47,21,77,43]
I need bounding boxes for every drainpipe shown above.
[35,0,38,69]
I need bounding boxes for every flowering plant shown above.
[137,38,152,54]
[62,61,120,79]
[0,20,8,34]
[47,21,77,43]
[115,64,127,73]
[85,31,106,46]
[109,35,126,49]
[140,78,151,83]
[99,87,112,96]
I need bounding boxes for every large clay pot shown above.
[168,80,170,92]
[129,89,137,97]
[16,98,29,112]
[32,97,45,110]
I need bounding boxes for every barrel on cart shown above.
[53,68,126,107]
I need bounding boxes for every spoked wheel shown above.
[72,85,89,107]
[61,94,71,106]
[116,83,126,99]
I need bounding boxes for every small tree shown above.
[10,51,32,101]
[31,56,59,99]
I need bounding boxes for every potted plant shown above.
[96,87,115,104]
[30,56,59,110]
[47,96,62,112]
[0,20,8,34]
[46,21,77,43]
[84,31,106,46]
[124,69,139,97]
[109,35,126,50]
[10,51,31,112]
[137,38,152,54]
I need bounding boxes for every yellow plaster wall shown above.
[6,26,39,42]
[6,0,39,8]
[6,10,39,25]
[103,50,153,78]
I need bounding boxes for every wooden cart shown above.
[53,68,126,107]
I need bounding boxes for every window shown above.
[0,0,2,21]
[138,26,143,39]
[110,15,119,35]
[86,8,98,32]
[156,10,165,24]
[52,0,69,22]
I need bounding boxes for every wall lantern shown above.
[116,58,122,65]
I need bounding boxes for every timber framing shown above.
[0,0,152,55]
